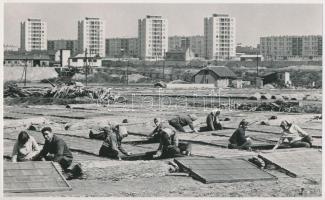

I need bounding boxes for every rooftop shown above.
[194,65,237,79]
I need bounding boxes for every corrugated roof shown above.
[195,65,237,78]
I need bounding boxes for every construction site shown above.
[3,79,323,197]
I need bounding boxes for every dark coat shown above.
[40,135,73,162]
[229,127,247,146]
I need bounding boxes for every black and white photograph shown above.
[1,0,323,198]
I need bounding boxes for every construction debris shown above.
[4,83,125,103]
[238,101,301,112]
[4,82,44,98]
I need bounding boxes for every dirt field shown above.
[3,87,323,197]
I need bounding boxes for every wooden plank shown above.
[259,149,322,178]
[174,157,276,184]
[4,161,71,193]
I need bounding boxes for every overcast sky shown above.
[4,3,323,47]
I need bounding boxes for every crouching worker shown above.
[228,119,253,150]
[148,118,175,142]
[153,127,181,159]
[99,123,132,160]
[168,114,198,133]
[12,131,40,162]
[37,127,84,180]
[272,120,312,151]
[89,119,128,140]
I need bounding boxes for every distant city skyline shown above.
[4,3,322,47]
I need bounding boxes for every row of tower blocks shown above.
[20,15,236,60]
[21,15,322,61]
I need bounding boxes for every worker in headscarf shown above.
[98,122,131,160]
[272,120,313,151]
[228,119,253,150]
[89,119,128,140]
[153,127,181,159]
[206,109,223,131]
[168,114,198,133]
[148,118,173,142]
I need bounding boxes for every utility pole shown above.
[85,48,88,86]
[256,48,259,88]
[24,59,27,86]
[126,60,129,85]
[163,49,165,80]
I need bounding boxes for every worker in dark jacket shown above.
[228,120,252,150]
[38,127,83,179]
[148,118,174,142]
[168,114,198,133]
[99,122,131,160]
[153,127,181,159]
[206,109,223,131]
[39,127,73,169]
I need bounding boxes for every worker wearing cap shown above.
[153,127,180,159]
[168,114,198,133]
[228,119,252,150]
[98,122,131,160]
[206,109,223,131]
[272,120,312,151]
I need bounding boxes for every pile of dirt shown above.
[304,94,322,101]
[128,74,150,83]
[260,93,272,100]
[271,94,284,101]
[263,84,275,89]
[248,92,261,100]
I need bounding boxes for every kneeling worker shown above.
[99,122,132,160]
[153,127,181,159]
[206,109,223,131]
[38,127,83,179]
[228,119,253,150]
[272,120,312,151]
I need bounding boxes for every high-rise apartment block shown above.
[260,35,322,61]
[78,17,105,57]
[20,18,47,51]
[204,14,236,60]
[138,15,168,60]
[105,38,138,58]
